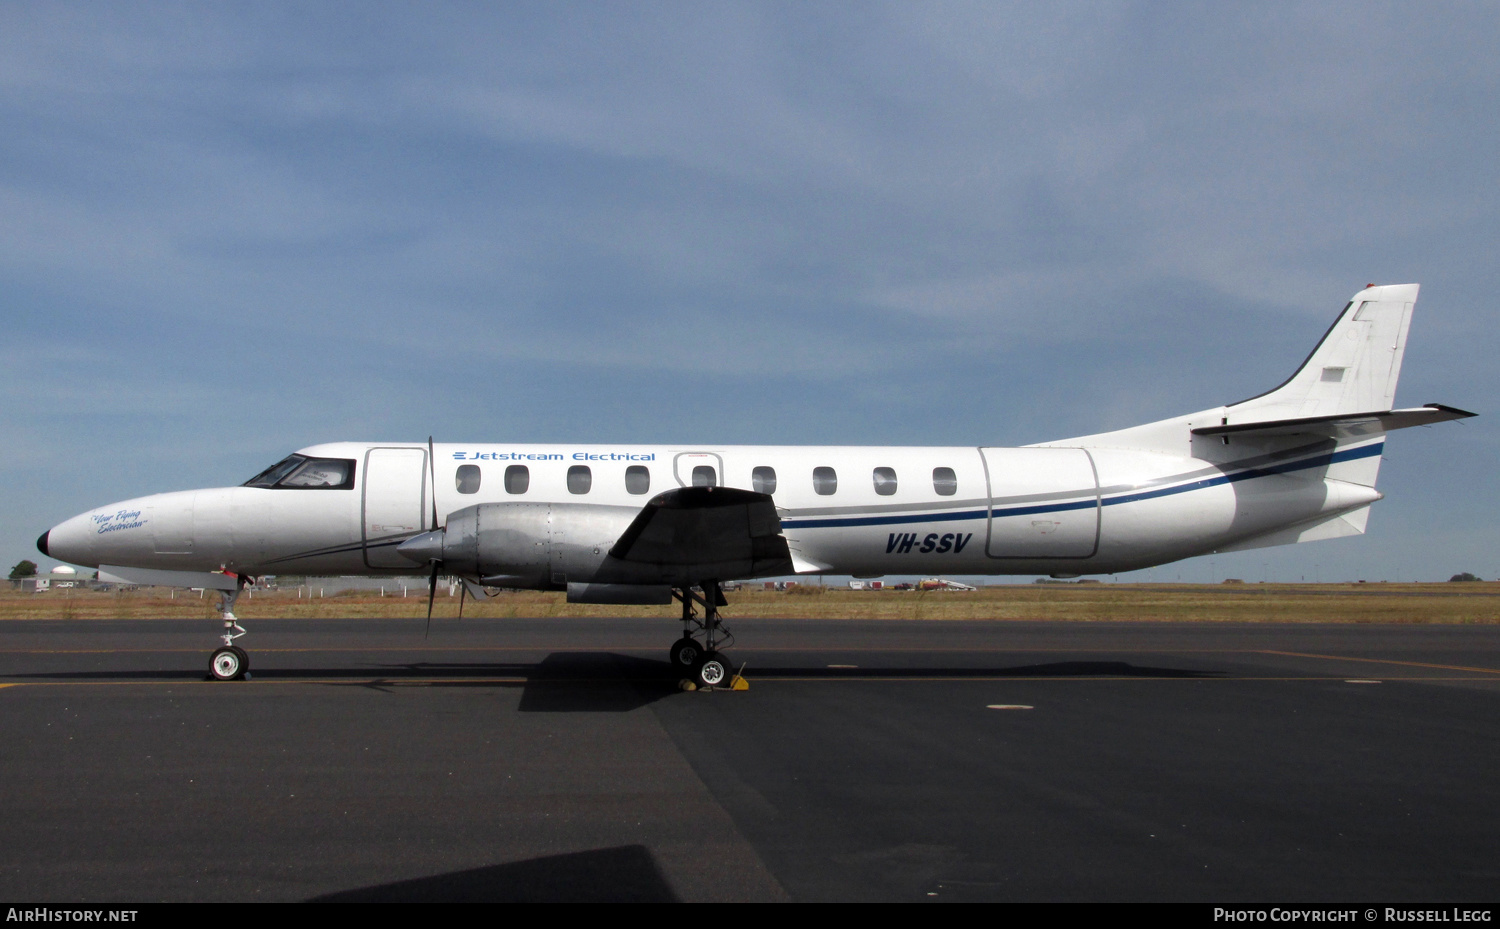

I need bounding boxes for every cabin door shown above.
[980,447,1100,559]
[363,447,430,568]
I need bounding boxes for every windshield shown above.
[243,455,355,489]
[244,455,306,487]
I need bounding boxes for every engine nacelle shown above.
[398,487,792,593]
[430,502,642,590]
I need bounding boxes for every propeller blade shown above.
[457,581,467,621]
[425,562,439,639]
[427,436,439,532]
[424,437,443,640]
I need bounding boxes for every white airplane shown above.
[37,284,1473,687]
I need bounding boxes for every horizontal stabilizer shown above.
[609,486,793,581]
[1192,404,1475,439]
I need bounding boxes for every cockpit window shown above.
[243,455,355,490]
[244,455,306,487]
[281,459,352,488]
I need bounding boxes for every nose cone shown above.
[41,510,104,568]
[397,530,445,565]
[43,496,161,569]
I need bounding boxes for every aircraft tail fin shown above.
[1227,283,1418,421]
[1040,282,1474,467]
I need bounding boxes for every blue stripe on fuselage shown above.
[779,442,1383,531]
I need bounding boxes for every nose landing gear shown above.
[208,576,251,681]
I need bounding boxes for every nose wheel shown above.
[210,645,249,681]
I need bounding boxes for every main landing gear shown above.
[671,581,738,690]
[208,577,251,681]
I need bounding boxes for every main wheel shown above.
[670,637,704,669]
[210,646,244,681]
[695,652,730,689]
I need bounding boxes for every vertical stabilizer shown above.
[1229,284,1417,421]
[1037,282,1473,476]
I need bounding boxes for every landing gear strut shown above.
[209,576,250,681]
[670,586,704,670]
[671,581,734,689]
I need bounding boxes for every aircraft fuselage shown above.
[42,437,1384,584]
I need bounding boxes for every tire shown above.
[230,645,250,674]
[210,646,244,681]
[670,637,703,669]
[695,652,729,689]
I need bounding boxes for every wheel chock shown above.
[728,675,749,691]
[679,679,698,692]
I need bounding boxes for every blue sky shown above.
[4,1,1496,583]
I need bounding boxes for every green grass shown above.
[4,582,1498,624]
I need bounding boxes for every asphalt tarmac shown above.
[1,616,1497,902]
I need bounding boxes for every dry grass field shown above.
[3,581,1498,624]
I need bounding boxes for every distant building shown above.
[15,566,91,592]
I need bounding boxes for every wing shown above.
[607,486,793,583]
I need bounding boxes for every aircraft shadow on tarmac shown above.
[6,654,1218,713]
[306,844,678,903]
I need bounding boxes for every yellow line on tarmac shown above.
[0,678,532,688]
[1259,650,1500,675]
[0,645,1276,655]
[764,675,1498,683]
[0,645,663,654]
[3,674,1498,689]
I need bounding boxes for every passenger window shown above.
[505,465,529,494]
[752,466,777,494]
[813,466,838,495]
[455,464,481,494]
[625,465,650,495]
[933,467,958,496]
[568,465,592,494]
[692,465,717,488]
[873,467,897,496]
